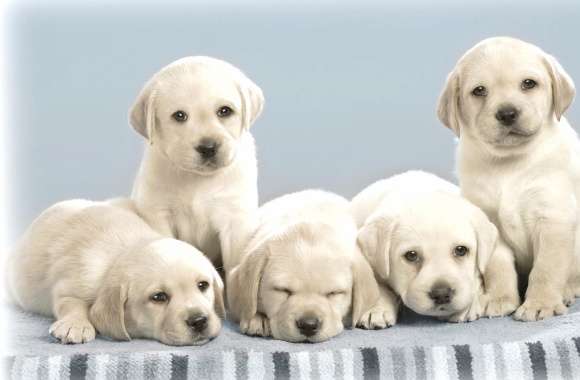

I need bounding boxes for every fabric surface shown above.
[4,303,580,379]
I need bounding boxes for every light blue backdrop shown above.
[6,0,580,241]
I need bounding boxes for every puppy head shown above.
[90,238,225,346]
[130,56,264,175]
[228,223,378,342]
[358,192,497,318]
[438,37,575,152]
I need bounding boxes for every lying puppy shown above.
[352,171,511,322]
[130,56,264,272]
[438,37,579,321]
[6,199,225,345]
[227,190,396,342]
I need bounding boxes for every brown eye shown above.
[172,110,188,122]
[404,250,419,263]
[522,79,537,90]
[197,281,209,292]
[217,106,233,118]
[150,292,169,303]
[453,245,469,257]
[471,86,488,97]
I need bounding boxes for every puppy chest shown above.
[173,209,221,264]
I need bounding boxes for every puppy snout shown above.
[296,315,322,337]
[428,285,455,305]
[186,314,208,333]
[195,139,219,159]
[495,106,519,126]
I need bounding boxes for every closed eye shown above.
[326,290,346,298]
[273,287,293,296]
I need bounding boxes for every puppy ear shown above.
[356,217,395,280]
[469,204,499,274]
[212,272,226,319]
[238,76,264,130]
[89,284,131,341]
[437,70,462,136]
[350,251,380,327]
[543,54,575,121]
[129,81,157,144]
[226,244,269,322]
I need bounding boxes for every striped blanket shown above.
[4,303,580,379]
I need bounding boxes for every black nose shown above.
[495,106,519,126]
[195,140,218,159]
[186,314,208,332]
[428,286,454,305]
[296,316,321,337]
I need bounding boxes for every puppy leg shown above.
[49,294,96,344]
[447,296,482,323]
[514,220,573,321]
[481,238,521,318]
[240,313,271,337]
[356,285,399,329]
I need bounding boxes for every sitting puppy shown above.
[130,56,264,272]
[437,37,579,321]
[6,199,225,345]
[227,190,396,343]
[352,171,512,322]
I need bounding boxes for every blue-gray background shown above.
[6,0,580,242]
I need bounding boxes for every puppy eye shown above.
[471,86,488,97]
[172,110,188,122]
[404,250,419,263]
[326,290,346,298]
[274,287,293,296]
[197,281,210,292]
[453,245,469,257]
[521,79,537,90]
[150,292,169,303]
[216,106,233,118]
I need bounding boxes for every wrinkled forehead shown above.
[264,239,353,288]
[460,41,548,86]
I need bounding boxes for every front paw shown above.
[446,301,482,323]
[513,298,567,321]
[49,317,96,344]
[482,294,520,318]
[356,304,397,330]
[240,314,271,337]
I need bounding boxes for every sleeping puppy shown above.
[438,37,579,321]
[227,190,396,343]
[130,56,264,272]
[352,171,511,322]
[6,199,225,345]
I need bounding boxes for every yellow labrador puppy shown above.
[130,56,264,272]
[438,37,579,321]
[227,190,395,343]
[6,199,225,345]
[352,171,513,322]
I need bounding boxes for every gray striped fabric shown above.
[5,336,580,379]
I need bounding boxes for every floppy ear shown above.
[469,205,499,274]
[543,54,576,121]
[350,251,381,327]
[226,244,269,322]
[238,76,264,130]
[129,81,158,144]
[212,272,226,319]
[356,217,396,280]
[89,284,131,341]
[437,70,462,136]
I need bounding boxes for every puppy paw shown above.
[240,314,271,337]
[482,295,520,318]
[49,318,96,344]
[447,302,482,323]
[513,299,567,321]
[356,305,397,329]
